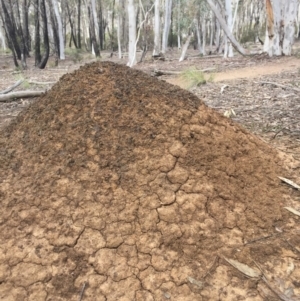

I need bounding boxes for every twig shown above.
[244,234,274,245]
[255,81,300,93]
[0,90,45,102]
[78,282,87,301]
[202,255,219,279]
[29,80,56,85]
[0,79,24,94]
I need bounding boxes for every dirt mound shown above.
[0,62,298,300]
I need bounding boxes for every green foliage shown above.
[180,67,213,89]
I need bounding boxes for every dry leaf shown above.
[224,257,261,278]
[278,177,300,190]
[284,207,300,217]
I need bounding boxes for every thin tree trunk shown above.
[66,2,78,48]
[206,0,247,55]
[34,0,41,65]
[225,0,233,57]
[179,31,193,62]
[38,0,49,69]
[51,0,65,59]
[162,0,172,53]
[117,0,122,58]
[78,0,82,48]
[153,0,160,55]
[127,0,137,66]
[177,0,181,49]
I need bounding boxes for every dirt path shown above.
[167,56,300,88]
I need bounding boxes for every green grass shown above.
[180,67,214,89]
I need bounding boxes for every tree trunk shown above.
[34,0,41,66]
[88,2,100,56]
[177,0,181,49]
[225,0,233,57]
[206,0,247,56]
[38,0,49,69]
[179,31,193,62]
[91,0,100,51]
[77,0,82,48]
[283,0,298,55]
[153,0,160,56]
[161,0,172,53]
[66,2,78,48]
[201,16,206,55]
[51,0,65,59]
[127,0,136,66]
[117,0,122,58]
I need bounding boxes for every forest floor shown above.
[1,46,300,300]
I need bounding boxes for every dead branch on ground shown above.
[153,67,216,77]
[0,80,24,94]
[255,81,300,93]
[0,91,45,102]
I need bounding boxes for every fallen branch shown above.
[255,81,300,93]
[153,67,216,77]
[0,79,24,94]
[29,80,57,85]
[0,90,45,102]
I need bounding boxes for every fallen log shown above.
[0,79,24,94]
[0,90,45,102]
[153,67,216,77]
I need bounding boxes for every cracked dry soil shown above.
[0,61,299,300]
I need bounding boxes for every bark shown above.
[0,91,44,102]
[283,0,298,55]
[153,0,160,56]
[225,0,233,57]
[127,0,136,66]
[34,0,41,65]
[110,0,116,55]
[117,0,122,58]
[38,0,49,69]
[66,2,78,48]
[49,1,60,62]
[201,16,206,55]
[51,0,65,59]
[22,0,31,54]
[77,0,82,48]
[179,32,193,62]
[0,0,21,59]
[162,0,172,53]
[88,4,100,56]
[206,0,247,56]
[91,0,100,50]
[195,18,202,54]
[177,0,181,49]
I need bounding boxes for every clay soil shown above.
[0,50,300,301]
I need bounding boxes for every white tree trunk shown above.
[51,0,65,59]
[179,33,192,62]
[127,0,137,66]
[195,18,202,53]
[0,21,7,49]
[117,0,122,58]
[153,0,160,55]
[177,0,181,49]
[201,17,206,55]
[162,0,172,53]
[283,0,298,55]
[209,13,214,53]
[91,0,100,46]
[206,0,247,55]
[225,0,233,57]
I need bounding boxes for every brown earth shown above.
[0,61,300,300]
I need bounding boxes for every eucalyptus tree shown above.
[265,0,299,56]
[51,0,65,59]
[161,0,172,53]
